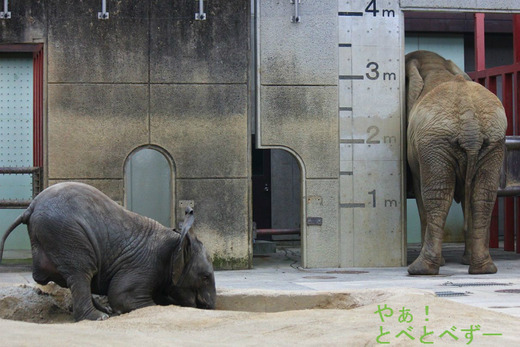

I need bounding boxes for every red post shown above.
[515,15,520,252]
[503,73,515,251]
[517,71,520,253]
[32,47,43,168]
[475,13,486,71]
[514,15,520,64]
[487,75,499,248]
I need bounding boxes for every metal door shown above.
[125,147,173,228]
[0,54,33,251]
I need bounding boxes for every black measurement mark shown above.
[339,127,397,145]
[368,189,376,207]
[366,126,380,144]
[340,171,353,176]
[366,62,396,81]
[367,125,397,144]
[368,189,398,208]
[365,0,395,17]
[339,75,364,80]
[339,43,352,48]
[341,190,398,209]
[340,62,396,81]
[341,139,365,144]
[339,107,352,111]
[340,203,366,208]
[338,12,363,17]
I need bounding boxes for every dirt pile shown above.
[0,283,73,323]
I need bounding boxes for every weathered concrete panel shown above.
[150,84,248,179]
[48,84,149,179]
[260,86,338,179]
[259,0,337,85]
[48,0,149,83]
[0,0,46,42]
[176,178,250,270]
[150,0,248,83]
[304,179,339,268]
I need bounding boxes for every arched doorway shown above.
[124,146,175,227]
[252,137,302,256]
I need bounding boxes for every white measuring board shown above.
[338,0,405,266]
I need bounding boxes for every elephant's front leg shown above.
[408,151,455,275]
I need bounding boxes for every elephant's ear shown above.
[172,207,195,285]
[179,206,194,243]
[406,58,424,115]
[445,59,472,81]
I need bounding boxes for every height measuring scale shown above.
[338,0,405,266]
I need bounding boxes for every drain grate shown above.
[435,291,472,297]
[325,270,368,275]
[442,281,513,287]
[302,276,337,280]
[495,289,520,294]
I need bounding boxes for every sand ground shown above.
[0,283,519,346]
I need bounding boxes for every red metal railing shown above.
[33,46,44,168]
[467,14,520,253]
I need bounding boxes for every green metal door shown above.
[125,148,173,228]
[0,54,34,252]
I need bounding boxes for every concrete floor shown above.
[216,243,520,318]
[1,243,520,318]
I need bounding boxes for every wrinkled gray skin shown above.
[0,182,216,321]
[406,50,507,275]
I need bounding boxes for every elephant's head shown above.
[169,207,216,309]
[405,50,472,116]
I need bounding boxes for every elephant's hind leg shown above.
[408,151,455,275]
[467,149,502,274]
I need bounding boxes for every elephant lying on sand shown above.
[406,50,507,275]
[0,182,216,321]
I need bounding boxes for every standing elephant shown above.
[406,50,507,275]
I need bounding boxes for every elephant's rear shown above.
[28,183,125,286]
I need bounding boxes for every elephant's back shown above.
[27,182,162,249]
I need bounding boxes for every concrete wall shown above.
[257,0,340,268]
[0,0,251,269]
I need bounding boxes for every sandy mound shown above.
[0,285,519,346]
[0,283,73,323]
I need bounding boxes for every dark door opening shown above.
[252,136,302,254]
[252,136,272,232]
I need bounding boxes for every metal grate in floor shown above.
[495,289,520,294]
[441,281,513,287]
[435,291,472,297]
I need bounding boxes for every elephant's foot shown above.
[469,259,497,274]
[461,252,471,265]
[440,256,446,266]
[408,254,440,275]
[75,307,109,322]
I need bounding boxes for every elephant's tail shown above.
[459,110,483,239]
[0,208,32,264]
[463,152,479,237]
